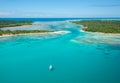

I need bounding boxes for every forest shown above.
[0,30,52,36]
[72,20,120,33]
[0,20,33,28]
[0,20,52,35]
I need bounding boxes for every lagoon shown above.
[0,18,120,83]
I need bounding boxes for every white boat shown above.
[49,65,53,71]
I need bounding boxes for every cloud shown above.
[0,11,53,18]
[0,12,12,16]
[91,4,120,7]
[0,11,82,18]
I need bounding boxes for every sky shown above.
[0,0,120,18]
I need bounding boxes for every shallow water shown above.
[0,19,120,83]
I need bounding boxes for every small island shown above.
[0,20,53,36]
[0,30,53,36]
[0,20,33,28]
[72,20,120,33]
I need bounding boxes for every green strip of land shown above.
[0,20,53,36]
[72,20,120,33]
[0,30,53,36]
[0,20,33,28]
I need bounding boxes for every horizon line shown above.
[0,17,120,19]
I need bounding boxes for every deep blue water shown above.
[0,18,83,22]
[0,18,120,22]
[0,18,120,83]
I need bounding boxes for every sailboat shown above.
[49,65,53,71]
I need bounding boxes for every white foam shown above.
[51,31,71,34]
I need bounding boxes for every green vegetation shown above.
[0,20,53,36]
[72,20,120,33]
[0,20,33,28]
[0,30,53,36]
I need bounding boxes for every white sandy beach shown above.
[0,31,70,38]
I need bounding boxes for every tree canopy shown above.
[72,20,120,33]
[0,20,33,28]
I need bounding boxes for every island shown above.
[0,30,53,36]
[72,20,120,33]
[0,20,33,28]
[0,20,53,36]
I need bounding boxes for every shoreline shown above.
[71,21,120,35]
[74,24,120,35]
[80,29,120,35]
[0,31,70,38]
[1,24,33,30]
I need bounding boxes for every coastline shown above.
[0,31,70,38]
[76,24,120,35]
[71,20,120,35]
[1,24,33,31]
[80,29,120,35]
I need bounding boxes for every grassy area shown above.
[72,20,120,33]
[0,20,33,28]
[0,30,53,36]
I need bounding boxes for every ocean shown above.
[0,18,120,83]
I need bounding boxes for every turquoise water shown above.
[0,19,120,83]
